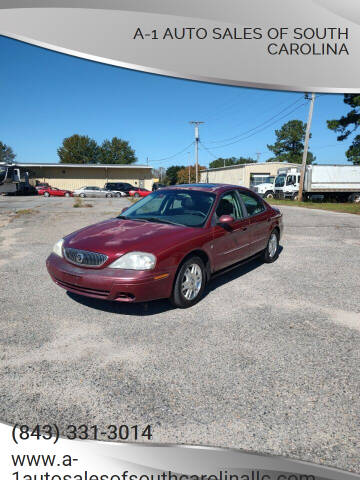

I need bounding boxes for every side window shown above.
[215,191,243,220]
[239,192,265,217]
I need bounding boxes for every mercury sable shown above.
[46,184,283,308]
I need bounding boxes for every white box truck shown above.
[274,165,360,203]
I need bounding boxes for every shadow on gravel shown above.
[67,246,283,316]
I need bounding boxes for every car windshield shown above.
[118,189,216,227]
[275,175,285,187]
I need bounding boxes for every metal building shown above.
[15,163,154,190]
[200,162,299,188]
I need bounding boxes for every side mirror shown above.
[218,215,234,226]
[121,207,128,214]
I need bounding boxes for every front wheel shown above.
[79,193,86,198]
[263,230,279,263]
[44,191,50,197]
[349,192,360,204]
[134,192,140,198]
[264,191,274,199]
[64,192,70,197]
[106,193,112,198]
[171,256,206,308]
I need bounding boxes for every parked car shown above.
[47,184,283,308]
[129,188,151,198]
[73,186,114,198]
[37,186,73,197]
[104,182,136,196]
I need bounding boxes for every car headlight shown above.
[109,251,156,270]
[53,238,64,257]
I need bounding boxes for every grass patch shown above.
[73,198,93,208]
[14,209,37,217]
[268,198,360,215]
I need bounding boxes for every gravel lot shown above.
[1,196,360,473]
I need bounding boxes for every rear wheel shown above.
[134,192,140,198]
[64,192,70,197]
[115,192,121,198]
[44,191,50,197]
[264,230,279,263]
[171,256,206,308]
[80,193,86,198]
[106,193,112,198]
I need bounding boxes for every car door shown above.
[238,191,270,255]
[211,190,252,271]
[89,187,99,197]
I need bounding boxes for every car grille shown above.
[64,248,108,267]
[251,186,259,192]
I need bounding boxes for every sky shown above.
[1,34,354,170]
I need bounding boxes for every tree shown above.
[58,134,100,164]
[267,120,315,164]
[177,165,206,184]
[209,156,256,169]
[0,141,16,164]
[327,94,360,164]
[165,165,185,185]
[99,137,137,164]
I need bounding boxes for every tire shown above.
[264,191,274,199]
[64,192,70,197]
[80,193,86,198]
[44,191,50,197]
[171,256,206,308]
[349,192,360,204]
[106,193,112,198]
[134,192,140,198]
[115,192,121,198]
[263,229,280,263]
[292,193,299,201]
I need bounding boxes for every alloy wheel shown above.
[181,263,203,301]
[268,233,278,258]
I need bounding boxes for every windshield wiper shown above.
[136,217,182,226]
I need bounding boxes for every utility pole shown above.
[256,152,261,162]
[298,93,316,202]
[188,151,191,183]
[189,121,204,183]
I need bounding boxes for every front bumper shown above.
[46,253,175,302]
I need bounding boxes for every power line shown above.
[206,96,304,146]
[202,101,307,151]
[150,142,195,164]
[199,141,218,159]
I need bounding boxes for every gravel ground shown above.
[1,196,360,473]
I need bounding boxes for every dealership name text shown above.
[133,26,349,55]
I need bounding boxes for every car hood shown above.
[64,217,197,260]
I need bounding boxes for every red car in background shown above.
[47,184,283,308]
[37,186,73,197]
[129,188,151,198]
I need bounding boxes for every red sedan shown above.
[46,184,283,308]
[129,188,151,198]
[38,186,73,197]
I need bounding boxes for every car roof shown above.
[160,183,254,194]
